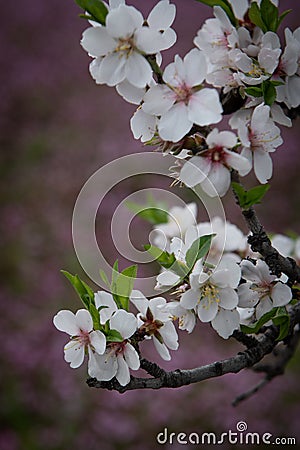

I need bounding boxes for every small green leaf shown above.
[277,9,292,29]
[61,270,101,330]
[144,245,176,268]
[185,234,215,269]
[111,263,137,311]
[262,81,276,106]
[144,245,189,279]
[249,2,267,32]
[126,200,168,225]
[106,329,124,342]
[244,87,263,98]
[273,306,290,341]
[75,0,108,25]
[99,269,110,288]
[241,308,277,334]
[260,0,278,32]
[195,0,237,26]
[232,182,270,209]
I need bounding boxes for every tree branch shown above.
[86,303,300,393]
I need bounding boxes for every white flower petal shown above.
[110,310,137,339]
[125,52,152,88]
[271,282,292,307]
[147,0,176,30]
[116,355,131,386]
[202,164,231,197]
[64,341,85,368]
[53,310,78,335]
[159,321,179,350]
[116,81,145,105]
[256,295,273,319]
[180,289,198,309]
[218,287,238,309]
[184,48,207,87]
[98,53,126,86]
[106,5,143,39]
[135,28,167,53]
[211,308,240,339]
[253,149,273,184]
[75,309,93,332]
[95,291,117,324]
[158,103,192,142]
[143,85,174,115]
[123,343,140,370]
[156,270,181,287]
[224,149,251,176]
[241,260,262,283]
[90,351,118,381]
[188,88,223,126]
[153,337,171,360]
[90,330,106,355]
[179,156,211,187]
[130,289,149,315]
[238,282,259,308]
[197,297,218,322]
[81,27,115,57]
[130,109,156,142]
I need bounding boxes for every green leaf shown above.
[241,308,277,334]
[244,86,263,98]
[232,182,270,209]
[144,245,189,279]
[262,80,276,106]
[194,0,237,26]
[106,329,124,343]
[260,0,278,32]
[277,9,292,29]
[99,269,110,288]
[111,263,137,311]
[126,199,168,225]
[248,2,267,32]
[75,0,108,25]
[273,306,290,341]
[61,270,101,330]
[185,234,215,269]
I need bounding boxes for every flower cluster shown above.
[53,0,300,387]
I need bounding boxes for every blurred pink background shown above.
[1,1,300,449]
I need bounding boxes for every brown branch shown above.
[232,327,300,406]
[231,171,300,283]
[86,303,300,393]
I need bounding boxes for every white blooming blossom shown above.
[81,1,176,88]
[161,300,196,333]
[89,309,139,386]
[272,234,300,262]
[151,202,197,250]
[130,290,179,360]
[142,48,223,142]
[230,32,281,86]
[53,309,106,371]
[180,258,241,339]
[94,290,118,324]
[179,128,251,197]
[233,103,282,184]
[237,260,292,320]
[194,6,238,67]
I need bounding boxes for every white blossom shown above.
[130,290,179,360]
[238,259,292,320]
[81,2,176,88]
[142,48,222,142]
[89,309,139,386]
[180,258,241,339]
[179,128,251,197]
[53,309,106,371]
[233,103,282,184]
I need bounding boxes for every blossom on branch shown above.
[179,128,251,196]
[53,309,106,370]
[81,1,176,88]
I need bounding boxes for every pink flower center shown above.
[204,146,226,164]
[78,329,91,347]
[108,341,127,356]
[173,83,193,105]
